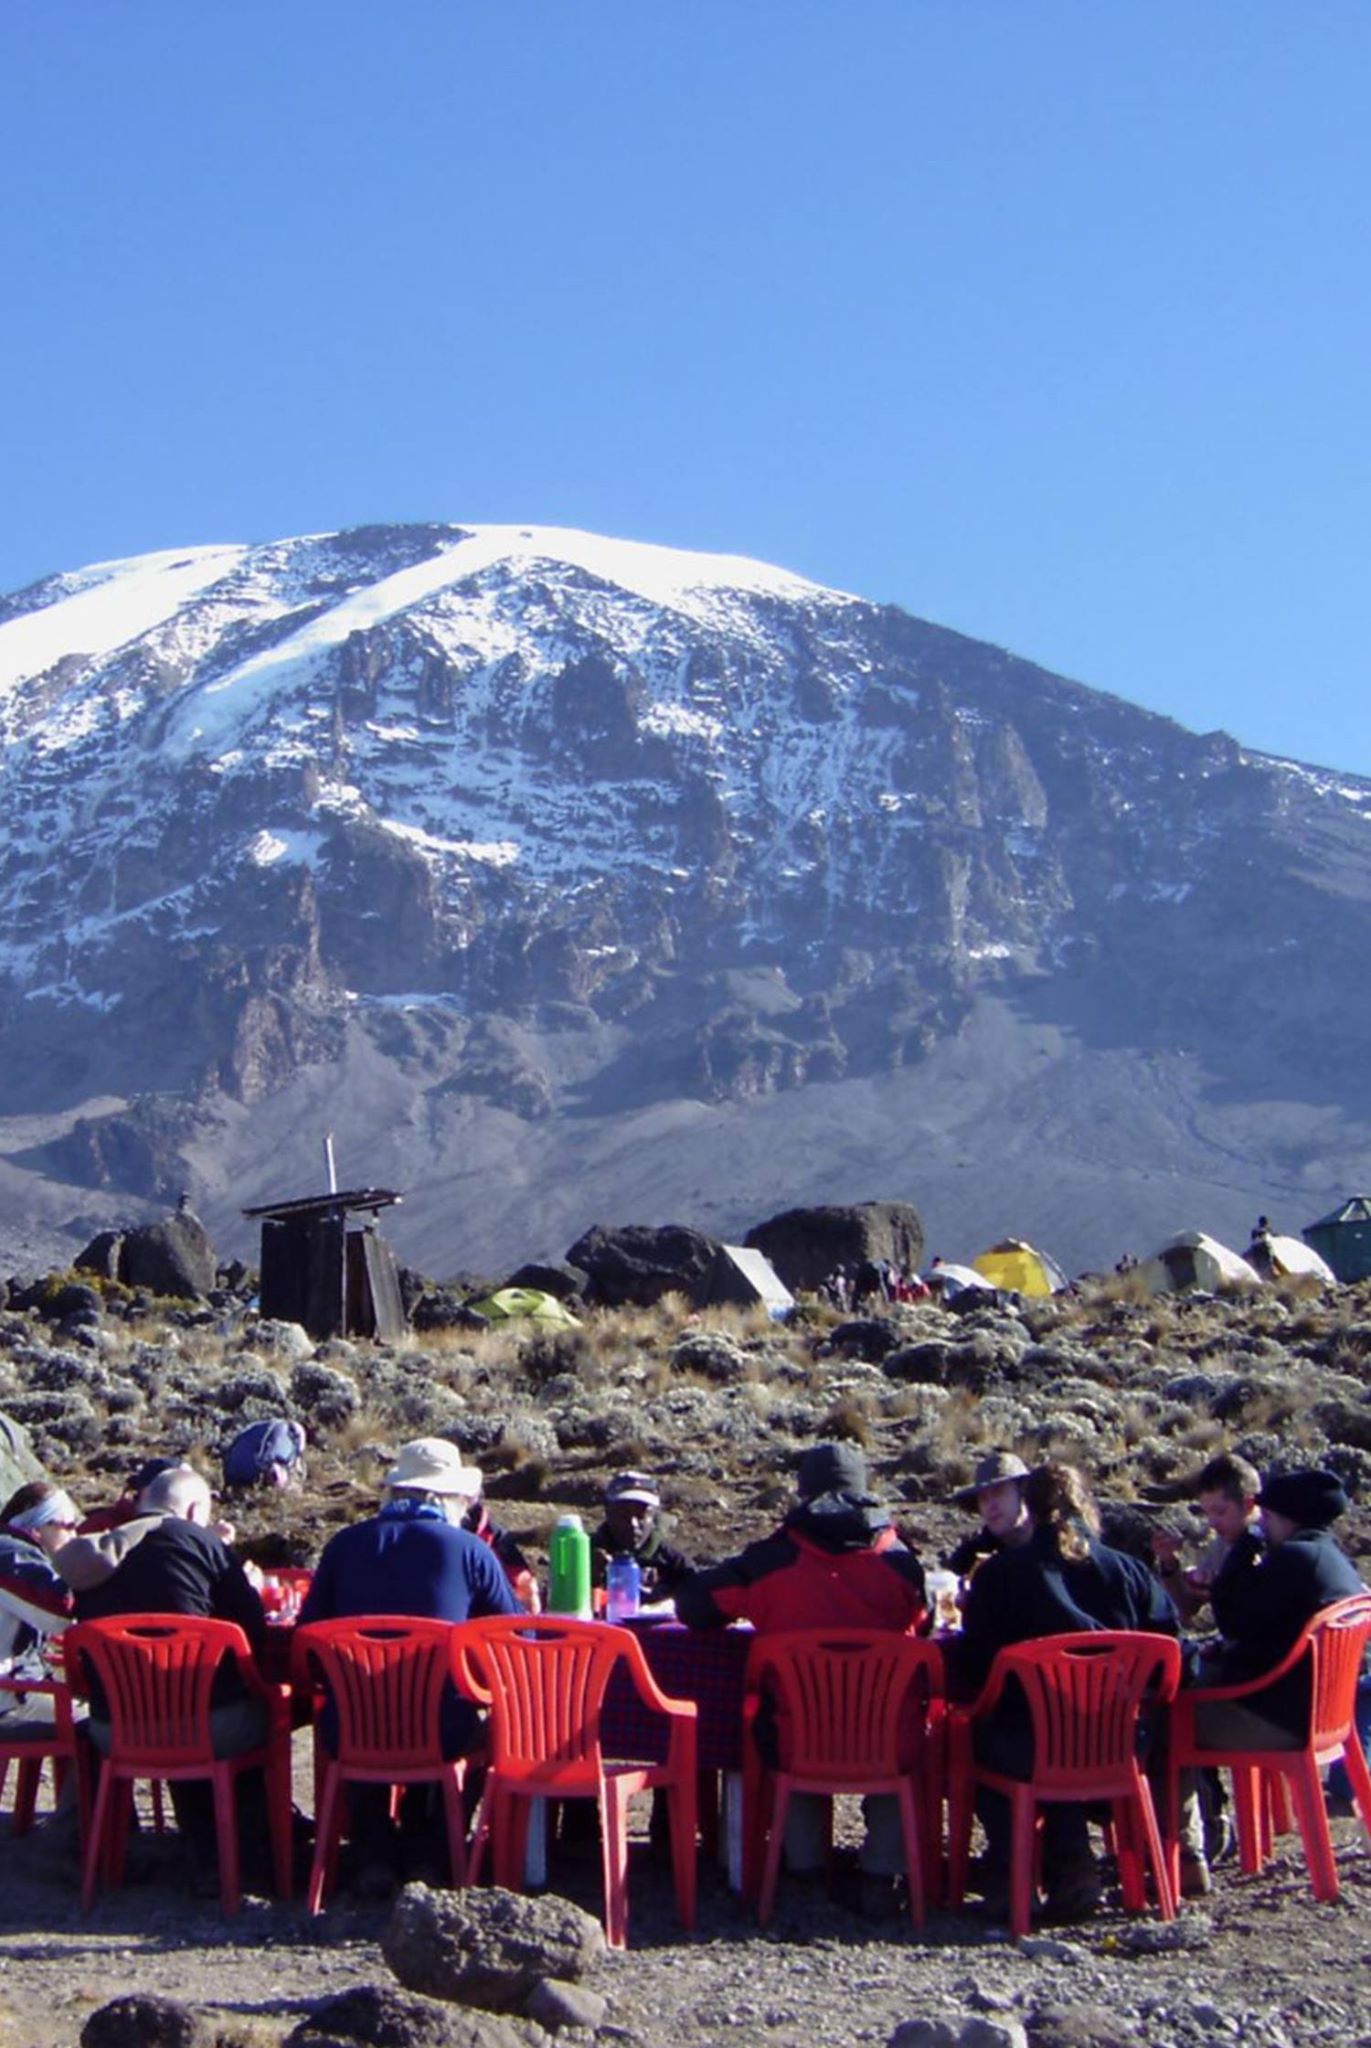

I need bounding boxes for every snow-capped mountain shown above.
[1,521,1368,1278]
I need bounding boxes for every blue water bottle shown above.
[605,1555,641,1624]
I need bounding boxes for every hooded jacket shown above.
[675,1489,926,1635]
[0,1524,71,1682]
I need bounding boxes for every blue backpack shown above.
[222,1418,306,1490]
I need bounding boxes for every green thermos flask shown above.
[548,1512,591,1618]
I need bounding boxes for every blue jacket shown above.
[298,1501,520,1756]
[298,1503,521,1631]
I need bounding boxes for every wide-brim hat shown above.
[953,1450,1032,1509]
[1257,1468,1348,1530]
[385,1437,483,1498]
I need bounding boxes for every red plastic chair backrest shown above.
[292,1616,462,1770]
[1307,1594,1371,1749]
[745,1628,942,1780]
[457,1617,636,1777]
[993,1631,1181,1791]
[64,1614,253,1764]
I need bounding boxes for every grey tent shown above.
[693,1245,794,1319]
[1303,1196,1371,1283]
[0,1412,45,1506]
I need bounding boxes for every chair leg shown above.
[1008,1788,1036,1940]
[1232,1766,1266,1874]
[1267,1770,1293,1837]
[599,1780,631,1949]
[1134,1779,1176,1920]
[665,1773,697,1932]
[896,1781,925,1929]
[105,1777,135,1889]
[309,1766,343,1914]
[82,1770,116,1909]
[1341,1728,1371,1846]
[757,1781,791,1927]
[1285,1757,1339,1902]
[1113,1796,1146,1911]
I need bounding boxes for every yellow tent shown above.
[466,1287,580,1328]
[972,1239,1068,1297]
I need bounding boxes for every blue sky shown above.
[2,3,1368,774]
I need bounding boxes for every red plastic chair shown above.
[1167,1592,1371,1902]
[0,1674,81,1834]
[456,1615,697,1949]
[947,1630,1181,1937]
[741,1628,944,1927]
[291,1615,481,1913]
[63,1614,292,1916]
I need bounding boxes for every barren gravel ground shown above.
[3,1805,1371,2048]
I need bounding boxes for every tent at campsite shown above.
[972,1238,1068,1297]
[1243,1233,1336,1285]
[693,1244,794,1320]
[923,1261,993,1297]
[1303,1196,1371,1283]
[465,1287,581,1329]
[1138,1232,1261,1297]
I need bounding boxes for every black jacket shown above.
[590,1519,695,1601]
[75,1514,267,1715]
[1205,1524,1366,1733]
[947,1522,1177,1704]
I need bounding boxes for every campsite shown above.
[2,1207,1371,2048]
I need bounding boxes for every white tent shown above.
[1138,1232,1261,1296]
[1245,1233,1336,1285]
[923,1262,993,1296]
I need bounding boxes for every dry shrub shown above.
[818,1396,874,1448]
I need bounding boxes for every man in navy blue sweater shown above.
[298,1436,519,1894]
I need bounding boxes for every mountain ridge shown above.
[0,521,1367,1280]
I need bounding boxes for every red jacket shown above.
[676,1499,926,1636]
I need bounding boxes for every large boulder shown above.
[76,1209,218,1299]
[745,1200,924,1294]
[382,1883,604,2014]
[285,1983,530,2048]
[563,1222,719,1308]
[80,1996,213,2048]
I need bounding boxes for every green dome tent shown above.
[466,1287,581,1329]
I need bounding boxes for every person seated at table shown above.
[1195,1467,1365,1737]
[62,1456,243,1588]
[591,1470,695,1607]
[677,1441,926,1919]
[462,1483,540,1611]
[71,1464,272,1892]
[946,1460,1177,1925]
[945,1450,1032,1579]
[0,1481,80,1740]
[1183,1451,1262,1612]
[297,1436,521,1897]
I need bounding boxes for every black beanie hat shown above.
[797,1441,869,1499]
[1257,1468,1348,1529]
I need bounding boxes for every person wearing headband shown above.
[0,1481,80,1737]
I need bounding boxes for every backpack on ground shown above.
[222,1418,306,1491]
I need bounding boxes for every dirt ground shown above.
[4,1763,1371,2048]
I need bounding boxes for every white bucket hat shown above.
[385,1437,483,1499]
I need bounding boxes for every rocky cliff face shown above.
[0,522,1368,1277]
